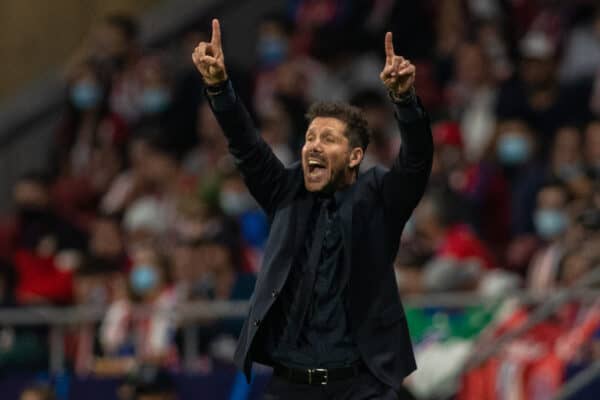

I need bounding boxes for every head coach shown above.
[192,19,433,400]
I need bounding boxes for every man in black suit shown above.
[192,19,432,399]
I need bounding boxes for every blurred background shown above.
[0,0,599,399]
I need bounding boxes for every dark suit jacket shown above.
[206,82,433,391]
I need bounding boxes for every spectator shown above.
[100,245,178,371]
[66,256,120,375]
[87,213,129,271]
[253,14,295,116]
[559,6,600,83]
[584,121,600,181]
[218,170,268,262]
[54,60,116,176]
[447,42,498,162]
[185,229,255,362]
[12,173,87,305]
[87,13,140,76]
[181,101,230,178]
[493,118,546,236]
[496,31,589,147]
[350,89,399,170]
[101,134,156,215]
[527,182,572,293]
[443,120,512,258]
[410,190,496,291]
[258,107,295,167]
[548,126,592,198]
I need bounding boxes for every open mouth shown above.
[307,158,328,182]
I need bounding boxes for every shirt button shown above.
[271,290,278,298]
[253,319,261,327]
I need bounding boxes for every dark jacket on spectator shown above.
[205,81,433,390]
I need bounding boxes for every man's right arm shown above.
[193,19,292,215]
[205,79,292,215]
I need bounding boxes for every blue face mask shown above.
[220,191,256,216]
[534,209,567,239]
[140,88,171,114]
[257,36,287,67]
[497,133,531,165]
[70,82,102,110]
[130,265,159,295]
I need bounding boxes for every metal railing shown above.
[1,286,599,376]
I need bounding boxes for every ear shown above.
[348,147,364,169]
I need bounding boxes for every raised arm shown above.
[192,19,292,215]
[379,32,433,230]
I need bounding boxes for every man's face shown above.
[301,117,360,192]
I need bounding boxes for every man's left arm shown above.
[382,91,433,221]
[379,32,433,222]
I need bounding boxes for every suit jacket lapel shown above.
[337,183,357,271]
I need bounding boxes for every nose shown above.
[307,138,323,152]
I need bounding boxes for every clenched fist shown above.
[192,18,228,86]
[380,32,416,97]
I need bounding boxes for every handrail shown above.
[553,361,600,400]
[0,286,597,374]
[1,289,599,325]
[464,265,600,370]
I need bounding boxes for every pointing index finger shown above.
[385,32,394,64]
[211,18,222,50]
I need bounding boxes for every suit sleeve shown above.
[381,94,433,226]
[205,80,292,215]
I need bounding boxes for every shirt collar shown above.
[315,184,352,209]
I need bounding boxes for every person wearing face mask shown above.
[493,119,546,237]
[527,182,571,294]
[55,61,113,176]
[218,172,269,259]
[137,58,174,118]
[100,246,179,370]
[257,16,290,69]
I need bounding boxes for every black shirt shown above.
[264,189,360,368]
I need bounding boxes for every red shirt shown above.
[14,249,73,304]
[437,224,496,269]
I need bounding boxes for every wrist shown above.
[389,86,416,104]
[205,78,229,95]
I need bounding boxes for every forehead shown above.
[537,186,566,206]
[307,117,347,135]
[500,120,530,134]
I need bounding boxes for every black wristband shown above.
[388,86,416,105]
[205,79,230,96]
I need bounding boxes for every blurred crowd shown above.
[0,0,598,387]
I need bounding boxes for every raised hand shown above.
[192,18,228,86]
[380,32,416,96]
